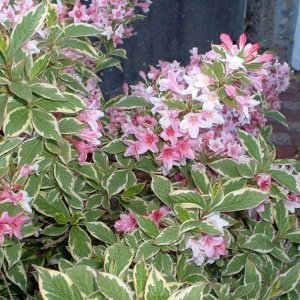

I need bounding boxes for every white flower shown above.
[204,213,229,234]
[19,191,33,213]
[197,91,223,112]
[225,53,245,70]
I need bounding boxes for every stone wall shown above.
[100,0,246,95]
[246,0,299,63]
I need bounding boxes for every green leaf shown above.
[97,272,133,300]
[61,38,98,59]
[169,190,206,209]
[3,107,31,137]
[191,167,210,194]
[154,226,180,245]
[37,267,83,300]
[0,94,8,128]
[264,262,300,299]
[115,96,150,109]
[265,111,289,128]
[4,240,22,269]
[151,175,173,207]
[169,284,206,300]
[223,253,248,276]
[104,244,134,277]
[8,2,46,56]
[102,139,127,154]
[54,161,75,194]
[238,130,263,164]
[244,260,262,299]
[64,23,101,37]
[33,194,70,218]
[58,118,85,134]
[0,137,23,156]
[212,188,268,212]
[5,260,27,292]
[231,283,255,300]
[69,225,92,261]
[31,52,51,79]
[86,222,117,244]
[106,170,128,198]
[18,137,43,166]
[284,231,300,243]
[66,265,97,298]
[209,159,241,178]
[42,224,69,236]
[32,108,61,139]
[35,93,85,113]
[133,259,148,300]
[242,233,274,253]
[31,83,66,101]
[135,241,160,262]
[144,267,171,300]
[274,201,288,233]
[268,169,300,194]
[136,215,160,238]
[9,82,32,102]
[212,60,225,81]
[179,220,222,235]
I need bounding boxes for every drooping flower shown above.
[0,211,30,243]
[147,206,170,227]
[19,163,39,177]
[255,173,272,192]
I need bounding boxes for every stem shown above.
[0,269,14,300]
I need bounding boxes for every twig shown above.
[0,269,14,300]
[42,232,69,249]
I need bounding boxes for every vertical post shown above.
[291,0,300,70]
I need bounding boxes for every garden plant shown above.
[0,1,300,299]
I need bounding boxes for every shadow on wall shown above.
[100,0,246,95]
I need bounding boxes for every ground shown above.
[271,72,300,158]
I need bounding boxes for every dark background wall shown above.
[99,0,247,94]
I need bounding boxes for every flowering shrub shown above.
[1,1,300,299]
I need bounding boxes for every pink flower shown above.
[156,145,181,174]
[78,110,104,132]
[176,137,197,161]
[115,212,138,233]
[136,129,159,154]
[147,206,170,227]
[78,128,101,146]
[124,140,140,160]
[187,234,228,265]
[255,173,272,192]
[179,113,204,138]
[69,138,95,165]
[286,194,300,213]
[225,85,237,98]
[0,211,29,243]
[68,1,90,23]
[160,122,182,144]
[19,163,39,177]
[159,71,185,95]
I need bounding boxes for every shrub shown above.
[0,1,299,299]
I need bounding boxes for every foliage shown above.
[0,1,300,299]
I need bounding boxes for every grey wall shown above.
[100,1,246,94]
[246,0,299,64]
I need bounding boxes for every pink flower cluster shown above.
[250,171,300,218]
[0,211,29,244]
[114,206,170,233]
[106,33,290,174]
[0,187,32,213]
[187,235,228,266]
[68,0,152,46]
